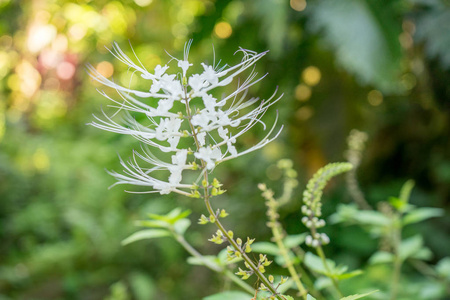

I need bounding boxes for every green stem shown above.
[390,217,402,300]
[204,195,284,299]
[267,201,308,299]
[171,229,255,295]
[182,91,284,300]
[316,246,343,298]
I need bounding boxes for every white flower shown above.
[194,147,222,170]
[89,40,283,195]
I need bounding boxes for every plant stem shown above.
[266,198,308,299]
[171,228,255,294]
[390,217,402,300]
[203,194,284,299]
[316,246,343,298]
[183,91,284,300]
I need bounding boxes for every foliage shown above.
[1,0,449,299]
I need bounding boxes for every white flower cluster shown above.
[88,41,282,195]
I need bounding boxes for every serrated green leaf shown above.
[369,251,394,264]
[173,219,191,235]
[283,233,308,249]
[340,290,378,300]
[403,207,444,226]
[202,291,252,300]
[251,242,280,256]
[121,229,171,246]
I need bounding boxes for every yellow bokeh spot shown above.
[134,0,153,7]
[214,22,232,39]
[262,141,283,161]
[367,90,383,106]
[296,106,314,121]
[302,66,321,86]
[32,148,50,172]
[295,84,311,101]
[290,0,307,12]
[0,102,4,142]
[96,61,114,78]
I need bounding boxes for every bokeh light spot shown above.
[296,106,314,121]
[68,24,87,41]
[401,73,417,90]
[367,90,383,106]
[96,61,114,78]
[44,77,60,90]
[290,0,307,12]
[295,84,311,101]
[302,66,321,86]
[32,148,50,172]
[214,22,232,39]
[134,0,153,7]
[56,61,76,80]
[27,24,57,53]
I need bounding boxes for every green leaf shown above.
[173,219,191,235]
[352,210,391,227]
[436,257,450,280]
[148,208,191,225]
[340,290,378,300]
[399,235,424,261]
[202,291,252,300]
[283,233,308,249]
[307,295,317,300]
[304,252,335,275]
[187,255,217,266]
[121,229,171,246]
[335,269,363,280]
[399,180,415,205]
[309,0,403,93]
[135,219,169,229]
[415,6,450,69]
[403,207,444,226]
[251,242,280,256]
[369,251,394,264]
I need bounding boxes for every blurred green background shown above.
[1,0,449,299]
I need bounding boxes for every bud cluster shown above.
[301,162,353,248]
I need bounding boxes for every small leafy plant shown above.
[89,42,448,300]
